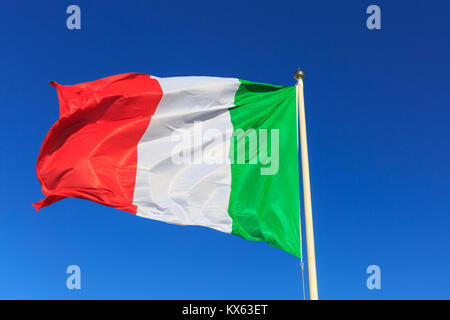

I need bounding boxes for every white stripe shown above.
[133,76,240,233]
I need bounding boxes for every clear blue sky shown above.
[1,0,449,299]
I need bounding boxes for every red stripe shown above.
[33,73,163,213]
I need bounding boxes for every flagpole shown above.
[294,68,318,300]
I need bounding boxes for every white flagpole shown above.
[294,68,318,300]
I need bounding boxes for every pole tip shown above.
[294,68,306,81]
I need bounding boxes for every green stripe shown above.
[228,79,301,258]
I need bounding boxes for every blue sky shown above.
[1,0,449,299]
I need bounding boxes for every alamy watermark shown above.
[366,5,381,30]
[66,5,81,30]
[66,265,81,290]
[170,122,279,175]
[366,265,381,290]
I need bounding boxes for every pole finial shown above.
[294,68,306,81]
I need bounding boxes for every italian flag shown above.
[34,73,301,258]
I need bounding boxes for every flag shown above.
[34,73,301,257]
